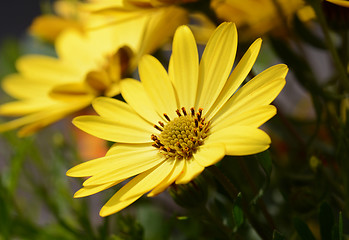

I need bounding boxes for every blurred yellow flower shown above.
[0,7,187,137]
[67,22,287,216]
[210,0,308,40]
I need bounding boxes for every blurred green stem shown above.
[207,165,272,240]
[309,0,349,91]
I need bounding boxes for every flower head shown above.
[0,8,186,136]
[210,0,307,40]
[68,22,288,216]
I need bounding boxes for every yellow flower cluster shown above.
[0,0,293,215]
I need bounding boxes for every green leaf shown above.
[319,202,334,240]
[232,193,244,229]
[256,150,272,179]
[273,230,286,240]
[294,218,316,240]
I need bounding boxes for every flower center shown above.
[151,107,210,160]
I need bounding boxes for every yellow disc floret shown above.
[151,107,210,160]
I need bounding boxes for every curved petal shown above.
[74,181,121,198]
[81,149,165,186]
[72,114,154,143]
[206,38,262,119]
[92,97,153,130]
[206,126,271,156]
[196,22,238,111]
[138,55,178,118]
[67,143,156,177]
[0,99,56,116]
[212,72,286,124]
[100,194,142,217]
[1,74,54,99]
[170,25,199,110]
[212,105,277,130]
[0,96,92,137]
[118,159,175,201]
[147,159,185,197]
[120,78,162,124]
[193,143,225,167]
[175,158,205,184]
[16,55,82,83]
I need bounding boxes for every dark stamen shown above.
[154,125,163,132]
[176,109,181,117]
[152,143,160,148]
[195,119,199,128]
[181,107,187,116]
[190,107,195,116]
[158,121,164,127]
[163,113,171,122]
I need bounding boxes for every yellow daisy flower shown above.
[67,22,288,217]
[210,0,307,40]
[0,8,187,136]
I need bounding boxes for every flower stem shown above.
[207,165,273,240]
[310,0,349,91]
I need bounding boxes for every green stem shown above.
[207,166,272,240]
[310,0,349,91]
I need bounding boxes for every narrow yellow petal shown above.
[0,99,55,116]
[193,143,225,167]
[147,159,185,197]
[138,55,178,118]
[16,55,81,83]
[74,181,121,198]
[196,22,238,111]
[212,71,286,124]
[72,115,153,143]
[92,97,154,129]
[212,105,277,131]
[100,194,142,217]
[207,126,271,156]
[206,38,262,119]
[2,74,54,99]
[82,150,165,186]
[120,78,162,124]
[175,159,205,185]
[119,160,175,201]
[0,97,91,136]
[327,0,349,7]
[66,143,157,177]
[170,25,199,110]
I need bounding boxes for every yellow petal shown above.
[120,78,162,124]
[0,97,91,136]
[92,97,153,128]
[0,99,56,116]
[74,181,121,198]
[170,25,199,110]
[73,115,153,143]
[193,143,225,167]
[196,22,237,111]
[212,105,277,131]
[327,0,349,7]
[118,159,175,201]
[207,126,271,156]
[136,6,188,60]
[100,194,142,217]
[82,149,165,186]
[175,159,205,185]
[206,38,262,119]
[147,159,185,197]
[67,143,157,177]
[49,83,92,101]
[16,55,81,83]
[138,55,177,118]
[212,65,287,124]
